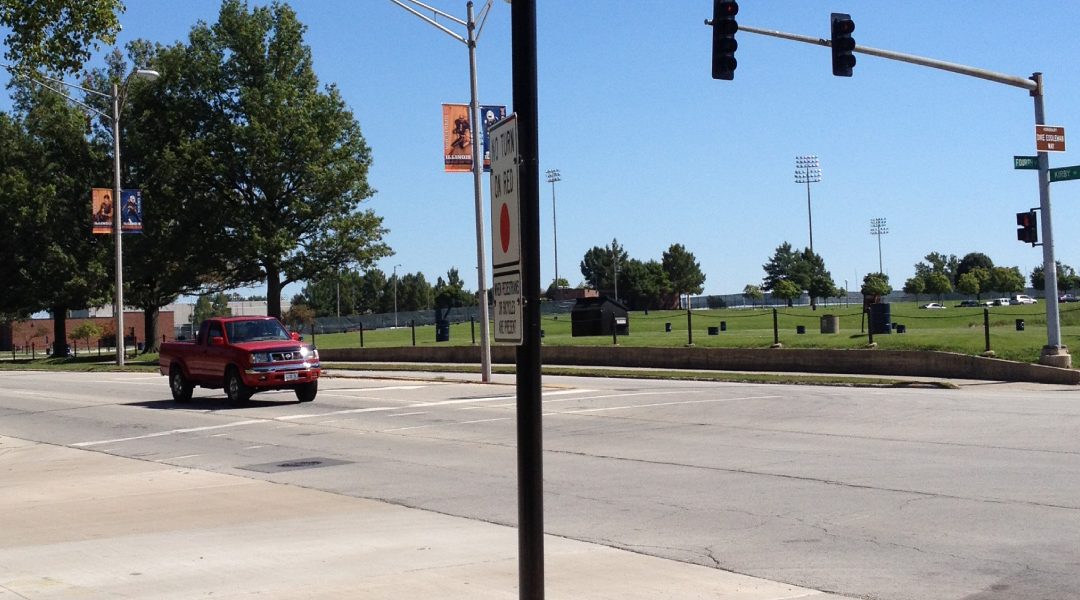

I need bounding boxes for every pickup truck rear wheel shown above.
[225,368,252,404]
[294,380,317,403]
[169,366,193,402]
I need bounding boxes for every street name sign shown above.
[1036,125,1066,152]
[488,114,522,345]
[1014,156,1039,170]
[1050,165,1080,183]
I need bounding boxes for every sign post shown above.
[489,114,523,345]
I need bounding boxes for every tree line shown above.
[1,1,389,354]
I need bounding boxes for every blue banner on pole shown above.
[120,189,143,234]
[481,105,507,173]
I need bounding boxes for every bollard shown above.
[772,309,779,345]
[360,323,365,348]
[984,308,991,353]
[686,307,693,346]
[411,320,416,346]
[471,316,476,345]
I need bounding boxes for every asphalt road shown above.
[1,369,1078,600]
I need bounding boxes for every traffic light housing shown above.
[830,13,856,77]
[710,0,738,80]
[1017,210,1038,245]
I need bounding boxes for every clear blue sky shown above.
[6,1,1080,301]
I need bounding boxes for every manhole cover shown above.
[239,457,351,473]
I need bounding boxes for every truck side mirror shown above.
[290,331,302,341]
[209,336,225,346]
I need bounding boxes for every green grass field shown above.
[307,302,1080,365]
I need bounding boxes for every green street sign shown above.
[1014,155,1039,170]
[1050,165,1080,182]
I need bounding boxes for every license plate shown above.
[284,372,298,381]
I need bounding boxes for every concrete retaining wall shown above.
[320,346,1080,386]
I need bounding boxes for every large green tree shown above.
[914,252,959,285]
[617,259,669,310]
[1031,262,1080,292]
[186,0,390,318]
[761,242,800,293]
[580,238,628,296]
[434,267,475,310]
[1,0,123,73]
[661,243,705,301]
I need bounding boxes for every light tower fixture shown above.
[794,155,822,253]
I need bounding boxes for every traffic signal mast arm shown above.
[737,24,1038,92]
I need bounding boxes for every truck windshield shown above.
[226,320,291,343]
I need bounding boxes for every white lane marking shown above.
[483,389,697,409]
[159,454,201,461]
[388,411,428,417]
[244,445,268,449]
[278,389,591,421]
[382,417,511,432]
[72,419,264,447]
[325,385,435,392]
[551,395,782,415]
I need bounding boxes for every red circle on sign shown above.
[500,203,511,253]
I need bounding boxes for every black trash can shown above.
[869,303,892,335]
[896,324,907,334]
[1016,319,1025,331]
[665,322,672,332]
[796,325,806,334]
[708,326,719,335]
[435,320,450,342]
[720,321,727,331]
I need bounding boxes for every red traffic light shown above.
[719,0,738,16]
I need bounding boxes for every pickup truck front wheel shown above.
[169,366,193,402]
[294,380,317,403]
[225,368,252,404]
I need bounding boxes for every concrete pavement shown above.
[0,434,853,599]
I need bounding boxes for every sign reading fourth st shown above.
[488,113,523,345]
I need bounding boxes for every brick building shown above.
[1,311,175,353]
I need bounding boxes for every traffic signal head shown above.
[830,13,856,77]
[1016,210,1038,245]
[710,0,739,80]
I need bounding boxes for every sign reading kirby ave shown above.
[489,114,522,345]
[1036,125,1066,152]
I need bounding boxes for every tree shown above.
[661,243,705,302]
[1031,262,1080,292]
[925,272,953,301]
[396,272,433,312]
[793,248,835,310]
[762,242,800,292]
[192,293,232,325]
[861,272,892,298]
[956,252,994,280]
[71,321,103,353]
[617,259,669,310]
[956,272,980,298]
[357,269,389,313]
[1,0,123,73]
[742,284,764,307]
[914,252,959,285]
[903,276,926,306]
[580,238,628,295]
[180,0,391,318]
[282,303,315,333]
[771,279,802,307]
[988,266,1025,294]
[544,278,570,300]
[434,267,474,309]
[4,82,111,356]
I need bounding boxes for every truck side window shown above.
[207,322,224,341]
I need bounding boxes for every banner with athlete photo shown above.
[91,188,142,234]
[480,105,506,172]
[442,103,473,172]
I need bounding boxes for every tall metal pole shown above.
[805,178,813,253]
[545,169,560,294]
[1032,73,1064,357]
[871,217,887,274]
[511,0,544,596]
[112,83,125,366]
[393,264,401,328]
[794,155,821,254]
[467,1,493,382]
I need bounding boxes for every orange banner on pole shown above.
[442,103,473,172]
[92,188,114,234]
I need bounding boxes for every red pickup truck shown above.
[159,316,321,404]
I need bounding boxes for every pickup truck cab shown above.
[159,316,321,404]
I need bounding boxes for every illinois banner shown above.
[91,188,115,234]
[480,105,507,172]
[442,103,473,172]
[120,189,143,234]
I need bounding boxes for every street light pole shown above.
[545,169,560,296]
[392,0,494,383]
[393,263,402,328]
[870,217,888,274]
[794,155,821,254]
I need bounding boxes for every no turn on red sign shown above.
[488,114,522,344]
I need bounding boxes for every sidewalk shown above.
[0,435,852,599]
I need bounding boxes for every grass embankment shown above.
[308,302,1079,364]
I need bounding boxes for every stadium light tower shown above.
[545,168,561,296]
[870,217,888,273]
[794,155,822,253]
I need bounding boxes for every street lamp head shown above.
[133,69,160,80]
[546,169,561,183]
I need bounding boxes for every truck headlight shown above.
[299,346,318,360]
[250,352,271,364]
